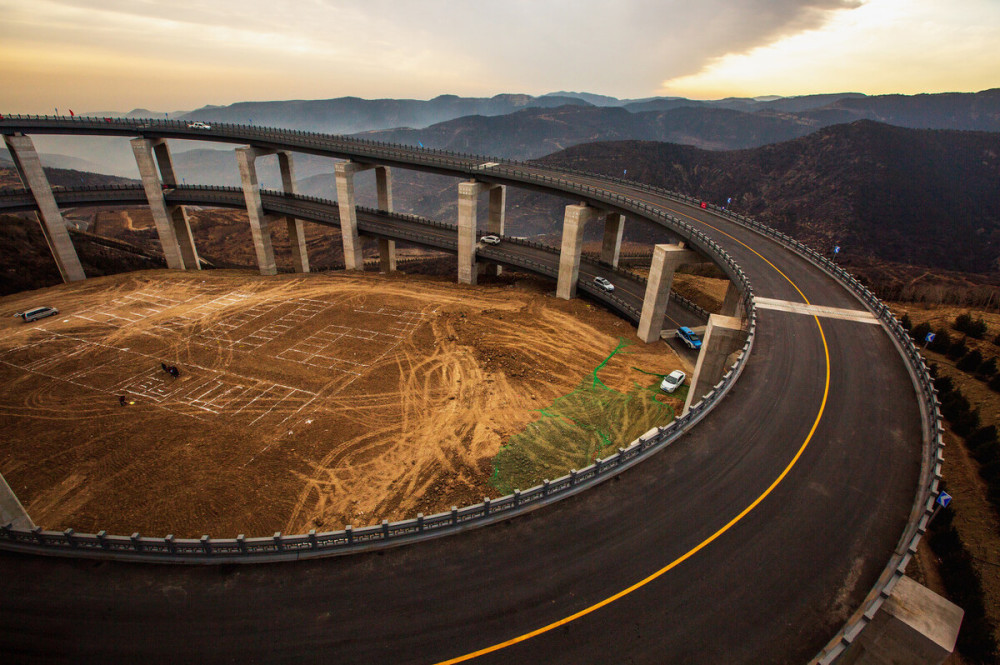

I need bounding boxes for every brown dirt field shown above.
[0,269,683,539]
[894,302,1000,652]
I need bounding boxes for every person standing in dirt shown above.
[161,362,168,374]
[119,395,127,407]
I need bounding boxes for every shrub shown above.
[899,313,912,331]
[953,312,986,337]
[952,408,981,438]
[947,338,969,360]
[980,461,1000,484]
[990,373,1000,393]
[934,374,955,397]
[972,440,1000,465]
[969,317,988,339]
[927,327,952,353]
[957,349,984,373]
[941,391,971,421]
[976,356,997,380]
[967,425,998,449]
[994,332,1000,347]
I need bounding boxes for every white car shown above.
[19,306,59,322]
[187,121,211,130]
[660,370,686,393]
[593,276,615,292]
[480,235,501,245]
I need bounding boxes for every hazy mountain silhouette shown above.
[363,89,1000,159]
[180,94,590,135]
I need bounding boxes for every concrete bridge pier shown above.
[556,203,598,299]
[3,133,86,282]
[457,180,505,284]
[375,166,396,272]
[683,314,745,415]
[721,281,743,318]
[840,575,963,665]
[147,139,200,270]
[335,161,378,271]
[600,213,625,267]
[276,151,309,274]
[636,243,702,342]
[0,471,33,530]
[235,146,278,275]
[483,185,506,277]
[132,138,197,271]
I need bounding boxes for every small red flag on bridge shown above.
[69,109,74,117]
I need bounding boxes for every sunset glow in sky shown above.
[1,0,997,113]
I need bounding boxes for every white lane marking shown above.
[755,297,879,324]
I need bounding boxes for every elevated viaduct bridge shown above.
[0,116,947,664]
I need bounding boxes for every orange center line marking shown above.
[434,197,829,664]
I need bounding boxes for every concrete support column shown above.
[0,471,34,530]
[4,134,86,282]
[375,166,395,272]
[637,243,702,342]
[556,203,597,299]
[600,213,625,267]
[130,138,192,271]
[149,140,200,270]
[484,185,506,277]
[683,314,745,415]
[720,280,743,318]
[457,180,489,285]
[276,152,309,273]
[335,161,374,271]
[235,147,277,276]
[839,576,962,665]
[378,238,396,273]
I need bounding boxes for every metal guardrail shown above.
[0,117,753,562]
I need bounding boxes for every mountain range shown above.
[7,88,999,177]
[535,121,1000,275]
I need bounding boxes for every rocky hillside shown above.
[538,121,1000,276]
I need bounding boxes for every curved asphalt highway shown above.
[0,119,923,664]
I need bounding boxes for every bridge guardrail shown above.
[0,118,755,562]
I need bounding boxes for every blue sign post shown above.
[937,492,952,508]
[833,245,841,255]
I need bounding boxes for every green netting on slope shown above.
[490,338,676,494]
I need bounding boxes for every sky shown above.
[1,0,998,114]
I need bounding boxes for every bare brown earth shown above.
[0,269,682,539]
[895,302,1000,653]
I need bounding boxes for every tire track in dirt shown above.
[0,270,685,538]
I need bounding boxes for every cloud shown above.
[660,0,1000,97]
[4,0,863,104]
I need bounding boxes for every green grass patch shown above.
[490,338,678,494]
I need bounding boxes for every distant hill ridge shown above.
[10,89,999,178]
[538,121,1000,275]
[178,88,1000,138]
[363,89,1000,159]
